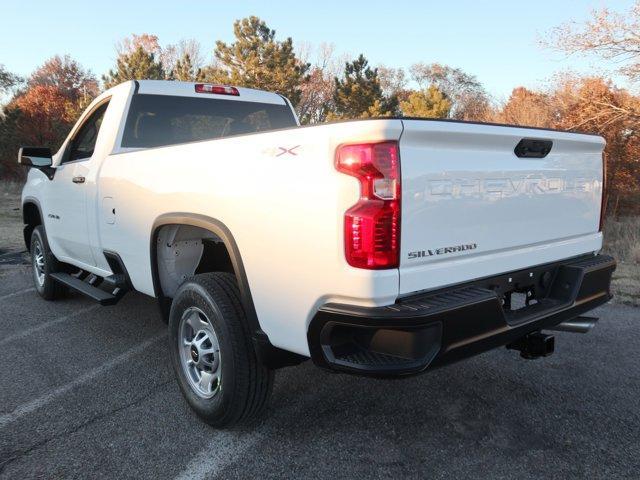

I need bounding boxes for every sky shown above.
[1,0,636,100]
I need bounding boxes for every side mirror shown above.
[19,147,53,168]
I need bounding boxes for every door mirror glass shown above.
[18,147,53,167]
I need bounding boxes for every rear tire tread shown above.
[172,272,273,426]
[213,273,273,419]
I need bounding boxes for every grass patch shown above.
[0,182,24,252]
[0,181,22,196]
[603,216,640,306]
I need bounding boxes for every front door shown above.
[44,101,109,268]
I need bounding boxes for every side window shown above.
[65,101,109,162]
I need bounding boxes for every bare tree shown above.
[544,2,640,82]
[162,39,205,77]
[296,43,342,123]
[409,63,491,120]
[377,66,407,100]
[114,34,206,81]
[116,34,161,56]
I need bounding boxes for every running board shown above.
[50,272,127,306]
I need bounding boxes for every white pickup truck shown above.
[19,80,615,426]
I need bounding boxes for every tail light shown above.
[195,84,239,96]
[600,152,607,231]
[336,141,401,269]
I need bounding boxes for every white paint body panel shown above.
[21,81,606,357]
[97,120,402,356]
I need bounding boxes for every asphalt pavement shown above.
[0,263,638,479]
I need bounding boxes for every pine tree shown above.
[400,86,451,118]
[331,54,398,119]
[210,16,309,105]
[170,53,202,82]
[102,46,165,88]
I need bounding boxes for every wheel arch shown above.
[150,213,259,332]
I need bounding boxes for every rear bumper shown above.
[307,254,616,376]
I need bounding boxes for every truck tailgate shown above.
[399,119,605,295]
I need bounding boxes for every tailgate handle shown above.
[514,138,552,158]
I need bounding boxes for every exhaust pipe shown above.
[548,316,598,334]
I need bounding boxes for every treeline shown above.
[1,12,639,214]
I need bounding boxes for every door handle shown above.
[72,176,85,184]
[514,138,552,158]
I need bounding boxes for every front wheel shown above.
[30,225,64,300]
[168,272,274,427]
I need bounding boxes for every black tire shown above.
[30,225,64,300]
[168,272,274,427]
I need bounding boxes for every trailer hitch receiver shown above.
[507,331,555,359]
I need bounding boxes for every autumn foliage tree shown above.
[11,85,76,146]
[0,56,99,178]
[29,55,98,100]
[400,85,451,118]
[491,77,640,215]
[497,87,554,127]
[538,2,640,214]
[28,55,99,118]
[0,85,76,178]
[551,77,640,215]
[117,33,162,57]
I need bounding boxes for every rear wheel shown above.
[168,272,274,426]
[30,225,64,300]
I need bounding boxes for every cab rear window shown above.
[121,94,297,148]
